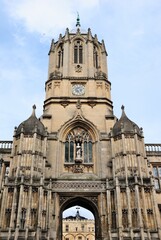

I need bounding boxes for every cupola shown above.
[15,105,46,136]
[112,105,142,137]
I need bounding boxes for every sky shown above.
[63,205,94,220]
[0,0,161,219]
[0,0,161,144]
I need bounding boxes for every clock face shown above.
[72,84,85,96]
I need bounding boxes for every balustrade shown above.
[145,144,161,153]
[0,141,13,149]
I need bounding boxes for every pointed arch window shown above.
[93,46,99,68]
[57,44,63,68]
[74,41,83,64]
[65,127,93,163]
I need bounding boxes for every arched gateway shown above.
[0,18,161,240]
[59,197,101,240]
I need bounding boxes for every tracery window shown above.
[153,166,161,190]
[74,40,83,64]
[65,127,93,163]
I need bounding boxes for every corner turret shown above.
[112,105,142,137]
[15,105,46,137]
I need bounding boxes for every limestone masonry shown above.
[0,19,161,240]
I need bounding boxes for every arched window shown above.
[74,41,83,64]
[65,127,92,163]
[57,44,63,68]
[93,46,98,68]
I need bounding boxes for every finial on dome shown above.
[121,105,126,117]
[76,12,81,28]
[32,104,36,116]
[121,105,125,111]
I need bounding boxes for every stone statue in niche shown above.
[76,143,82,158]
[75,139,82,163]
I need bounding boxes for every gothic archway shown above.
[58,196,102,240]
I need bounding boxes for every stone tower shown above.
[0,19,161,240]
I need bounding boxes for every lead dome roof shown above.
[16,105,46,136]
[112,106,142,137]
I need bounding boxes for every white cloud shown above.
[4,0,100,38]
[1,0,161,143]
[4,0,74,36]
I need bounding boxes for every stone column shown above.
[106,179,112,240]
[0,160,5,187]
[8,183,18,239]
[0,176,8,228]
[14,175,24,240]
[126,185,133,239]
[36,176,43,240]
[31,130,37,177]
[134,131,143,179]
[134,175,144,239]
[110,135,115,177]
[115,176,122,239]
[150,177,161,239]
[25,184,32,240]
[100,192,107,239]
[48,180,57,240]
[16,130,24,177]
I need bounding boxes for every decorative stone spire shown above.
[101,39,108,55]
[76,12,81,27]
[64,28,69,41]
[49,39,55,54]
[121,105,125,111]
[87,28,92,41]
